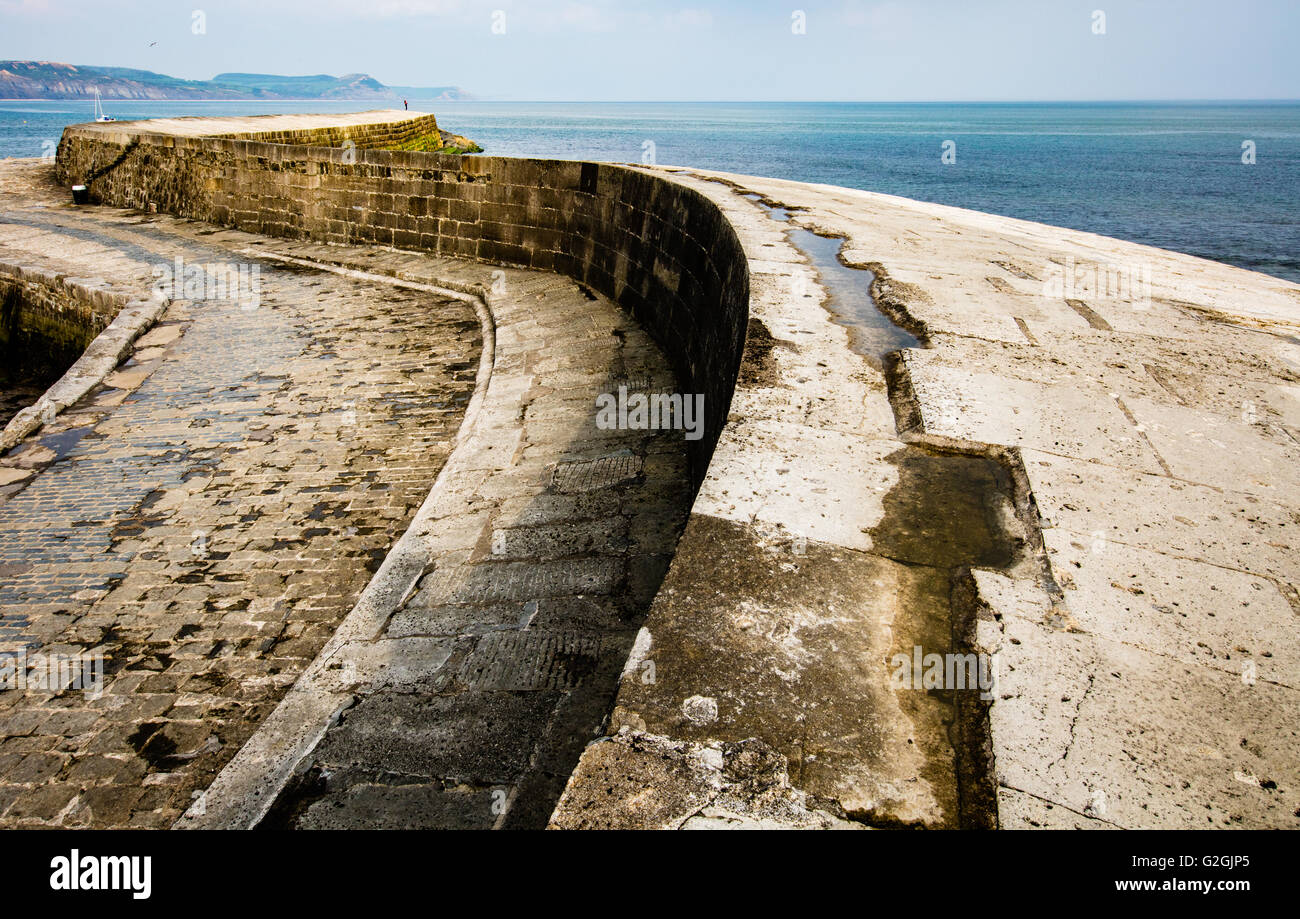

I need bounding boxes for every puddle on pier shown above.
[743,192,919,368]
[743,193,795,223]
[791,229,920,368]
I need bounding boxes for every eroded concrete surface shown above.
[554,167,1300,829]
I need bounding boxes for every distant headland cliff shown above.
[0,61,472,101]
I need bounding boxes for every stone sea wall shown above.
[0,262,120,380]
[55,126,750,487]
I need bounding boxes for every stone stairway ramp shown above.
[175,245,694,830]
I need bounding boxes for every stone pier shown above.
[0,112,1294,829]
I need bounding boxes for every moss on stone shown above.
[384,131,483,156]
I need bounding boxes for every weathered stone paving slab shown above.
[0,161,481,827]
[558,166,1300,829]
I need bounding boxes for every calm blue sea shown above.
[2,100,1298,282]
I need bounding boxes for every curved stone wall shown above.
[1,262,116,362]
[0,262,165,451]
[55,125,750,488]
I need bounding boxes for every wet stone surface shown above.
[786,226,920,367]
[0,165,481,827]
[0,381,50,430]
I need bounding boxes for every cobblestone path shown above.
[0,166,482,827]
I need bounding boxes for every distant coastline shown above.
[0,61,472,102]
[0,98,470,104]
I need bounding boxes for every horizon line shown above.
[4,97,1300,105]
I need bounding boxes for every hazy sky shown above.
[1,0,1297,101]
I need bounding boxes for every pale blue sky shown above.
[1,0,1296,101]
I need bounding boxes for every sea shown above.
[2,99,1297,282]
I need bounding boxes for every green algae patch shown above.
[384,131,483,155]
